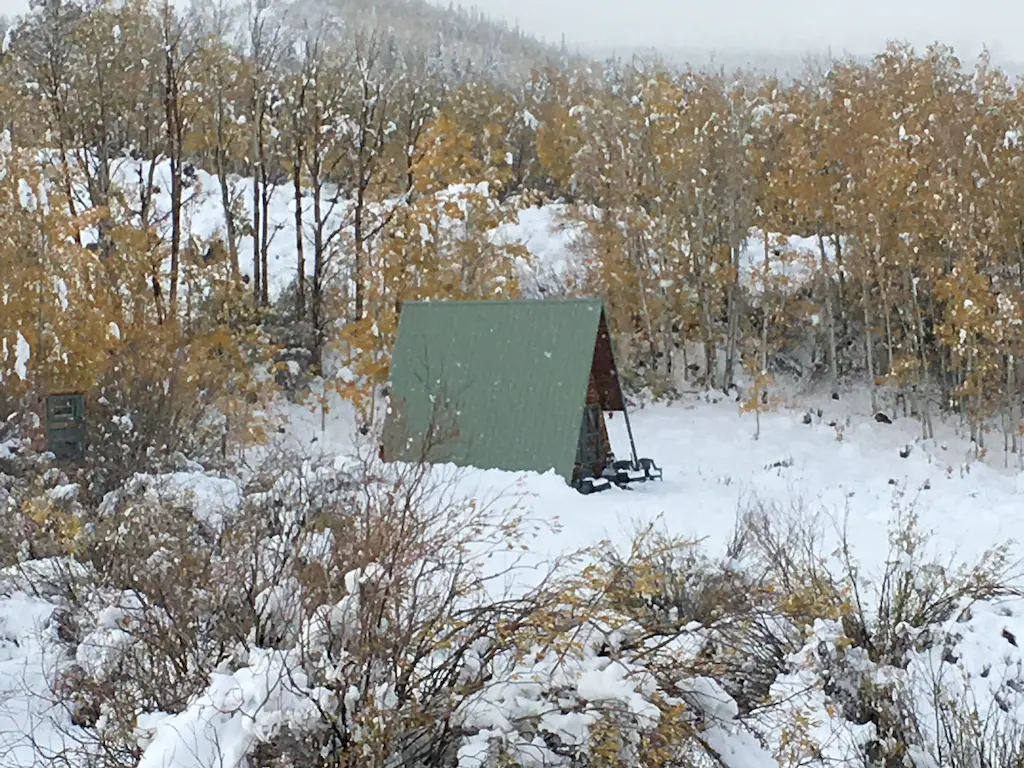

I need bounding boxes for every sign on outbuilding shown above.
[45,393,86,461]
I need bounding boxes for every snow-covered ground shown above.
[2,387,1024,766]
[0,594,72,768]
[279,385,1024,583]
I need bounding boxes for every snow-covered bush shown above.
[758,498,1024,767]
[594,509,850,719]
[0,430,94,568]
[905,608,1024,768]
[2,446,570,767]
[589,498,1024,768]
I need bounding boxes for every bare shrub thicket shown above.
[5,440,583,768]
[912,667,1024,768]
[821,502,1023,767]
[752,496,1022,767]
[588,495,1024,767]
[245,444,578,767]
[836,500,1021,667]
[1,439,790,766]
[594,503,849,718]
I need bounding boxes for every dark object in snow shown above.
[900,445,912,458]
[874,412,893,424]
[922,479,931,490]
[381,298,662,494]
[45,393,86,462]
[802,412,813,425]
[832,392,840,400]
[1003,628,1018,647]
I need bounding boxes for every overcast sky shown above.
[468,0,1024,63]
[0,0,26,19]
[2,0,1021,66]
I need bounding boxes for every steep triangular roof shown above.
[382,298,622,481]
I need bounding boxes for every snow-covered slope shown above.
[281,386,1024,580]
[61,157,827,305]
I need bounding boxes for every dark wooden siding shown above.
[591,310,626,411]
[587,374,612,459]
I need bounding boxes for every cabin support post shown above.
[621,403,640,468]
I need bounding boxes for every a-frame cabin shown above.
[381,298,661,492]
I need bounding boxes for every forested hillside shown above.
[2,0,1023,470]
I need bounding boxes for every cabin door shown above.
[575,404,605,477]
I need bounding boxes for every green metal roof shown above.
[382,298,606,482]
